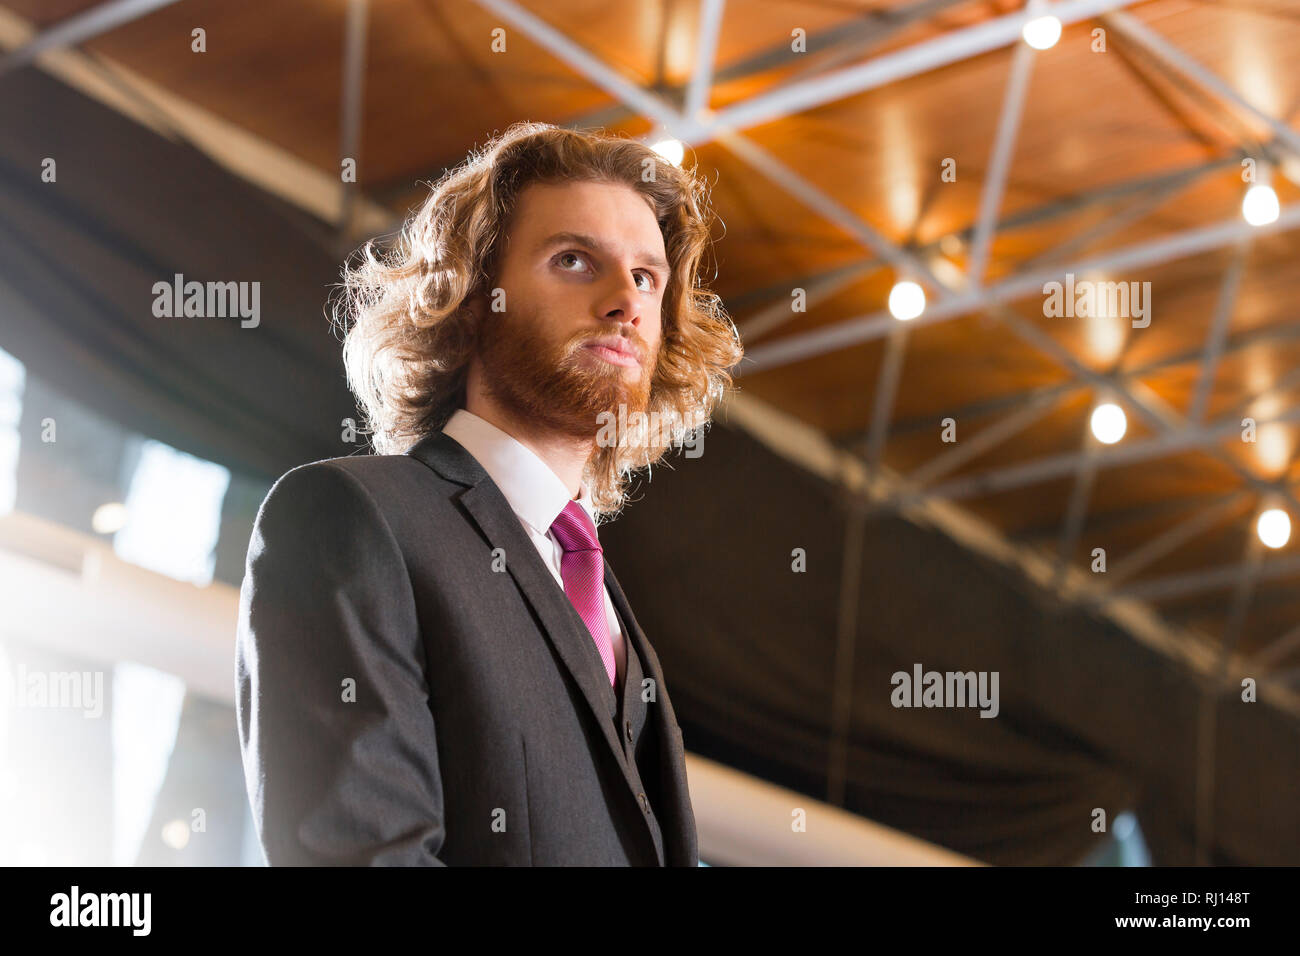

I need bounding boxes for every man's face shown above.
[470,179,668,440]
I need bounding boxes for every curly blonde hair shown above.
[330,121,743,519]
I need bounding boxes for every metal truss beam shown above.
[862,325,910,470]
[1115,549,1300,603]
[700,0,1148,145]
[967,39,1035,286]
[1055,432,1102,589]
[906,403,1300,507]
[1254,621,1300,672]
[718,130,945,290]
[738,203,1300,375]
[736,261,880,342]
[1098,491,1253,589]
[1104,10,1300,159]
[885,313,1300,443]
[370,0,971,203]
[782,0,974,85]
[737,151,1242,352]
[468,0,708,140]
[683,0,725,122]
[906,389,1064,491]
[1188,237,1250,423]
[0,0,182,77]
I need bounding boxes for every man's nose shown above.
[600,278,643,326]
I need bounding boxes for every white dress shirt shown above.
[441,408,627,689]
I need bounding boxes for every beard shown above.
[474,304,656,441]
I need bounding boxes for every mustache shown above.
[571,331,652,363]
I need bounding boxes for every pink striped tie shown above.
[550,500,616,688]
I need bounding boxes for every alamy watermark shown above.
[152,272,260,328]
[595,404,703,458]
[1043,273,1150,328]
[4,664,104,718]
[891,663,999,718]
[49,886,150,935]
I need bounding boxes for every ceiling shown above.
[3,0,1300,677]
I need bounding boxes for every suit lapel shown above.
[407,431,644,810]
[604,561,698,867]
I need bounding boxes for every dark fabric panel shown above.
[602,422,1299,865]
[0,67,358,483]
[606,423,846,799]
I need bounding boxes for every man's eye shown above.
[556,252,656,291]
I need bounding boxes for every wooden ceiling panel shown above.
[708,0,999,114]
[74,1,359,176]
[732,63,1013,245]
[359,1,654,186]
[3,0,102,27]
[704,148,873,302]
[1110,484,1256,576]
[738,338,889,440]
[1137,0,1300,146]
[959,472,1080,538]
[1060,458,1251,572]
[733,266,898,346]
[1138,343,1300,424]
[1237,586,1300,662]
[1083,450,1243,529]
[881,377,1073,477]
[998,21,1214,224]
[702,0,922,101]
[887,308,1075,421]
[1062,482,1252,558]
[1153,559,1300,644]
[1217,419,1300,483]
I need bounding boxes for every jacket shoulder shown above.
[265,451,435,498]
[256,450,458,540]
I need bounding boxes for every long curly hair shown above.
[330,121,743,519]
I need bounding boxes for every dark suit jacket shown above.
[235,429,698,865]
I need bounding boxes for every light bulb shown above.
[1242,184,1280,226]
[1090,403,1127,444]
[92,502,129,534]
[888,280,926,320]
[1023,15,1062,50]
[1257,508,1291,548]
[650,138,684,166]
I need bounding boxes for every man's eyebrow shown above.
[536,231,669,274]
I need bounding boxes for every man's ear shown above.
[461,289,485,323]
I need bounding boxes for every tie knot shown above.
[549,499,601,554]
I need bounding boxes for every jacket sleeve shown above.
[235,460,447,865]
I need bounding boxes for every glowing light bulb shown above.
[1257,508,1291,548]
[650,138,684,166]
[1023,15,1062,50]
[92,502,129,534]
[1242,183,1280,226]
[161,819,191,850]
[888,280,926,320]
[1090,403,1127,444]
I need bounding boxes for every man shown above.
[235,122,743,865]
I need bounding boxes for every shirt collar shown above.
[442,408,599,537]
